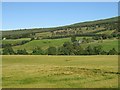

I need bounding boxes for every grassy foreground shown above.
[2,55,118,88]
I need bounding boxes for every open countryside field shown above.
[12,37,91,52]
[12,38,119,52]
[81,39,119,52]
[2,55,118,88]
[96,30,115,35]
[2,38,31,45]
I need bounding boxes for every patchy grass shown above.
[2,55,118,88]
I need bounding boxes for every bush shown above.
[16,49,28,55]
[47,46,57,55]
[71,36,77,42]
[108,48,118,55]
[2,47,15,55]
[32,47,44,55]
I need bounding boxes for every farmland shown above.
[12,37,91,51]
[81,39,119,51]
[1,16,119,88]
[1,16,119,55]
[2,55,118,88]
[11,38,118,52]
[2,38,31,45]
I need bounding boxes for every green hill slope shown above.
[2,16,119,39]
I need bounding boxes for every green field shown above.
[12,37,118,52]
[35,32,52,38]
[96,30,115,35]
[2,55,118,88]
[12,37,91,52]
[2,38,31,45]
[81,39,119,51]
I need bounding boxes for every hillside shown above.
[2,16,119,39]
[12,38,118,53]
[1,16,119,55]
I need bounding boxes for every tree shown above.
[16,49,28,55]
[57,46,65,55]
[32,47,44,55]
[30,37,35,41]
[108,48,118,55]
[47,46,57,55]
[101,50,108,55]
[82,37,87,43]
[71,36,76,42]
[2,43,12,48]
[85,45,94,55]
[93,45,102,55]
[63,42,72,47]
[101,34,109,39]
[92,36,101,40]
[63,42,74,55]
[74,46,84,55]
[2,47,15,55]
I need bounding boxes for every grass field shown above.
[96,30,115,35]
[12,37,118,53]
[81,39,119,52]
[12,37,91,52]
[2,55,118,88]
[35,32,52,38]
[2,38,31,45]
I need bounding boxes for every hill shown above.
[2,16,119,39]
[1,16,119,55]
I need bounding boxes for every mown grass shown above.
[2,55,118,88]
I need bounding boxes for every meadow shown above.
[10,37,118,53]
[2,55,118,88]
[2,38,31,45]
[81,39,119,52]
[12,37,91,51]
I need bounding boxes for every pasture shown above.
[2,38,31,45]
[12,37,91,52]
[81,39,119,52]
[2,55,118,88]
[11,37,118,52]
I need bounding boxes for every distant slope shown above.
[2,16,119,39]
[12,38,118,52]
[68,16,118,27]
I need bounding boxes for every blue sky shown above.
[2,2,118,30]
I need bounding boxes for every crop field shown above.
[2,55,118,88]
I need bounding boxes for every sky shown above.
[2,2,118,30]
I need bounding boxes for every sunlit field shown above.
[2,55,118,88]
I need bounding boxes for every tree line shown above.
[2,40,30,48]
[2,42,118,55]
